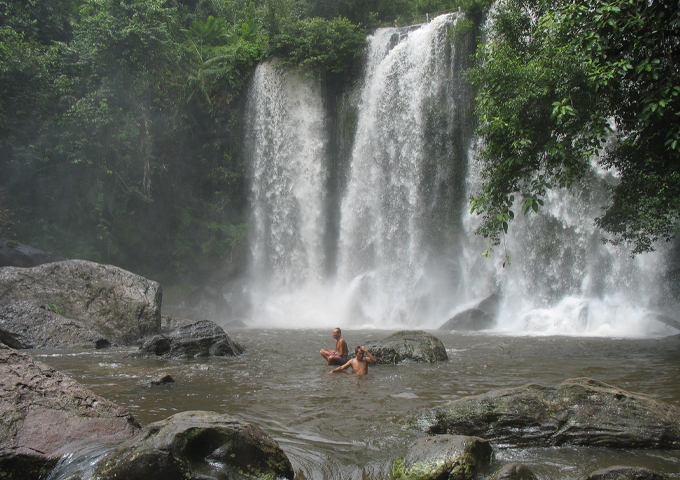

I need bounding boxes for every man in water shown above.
[329,346,375,375]
[320,328,348,365]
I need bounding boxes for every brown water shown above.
[33,330,680,479]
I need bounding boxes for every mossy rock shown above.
[392,435,492,480]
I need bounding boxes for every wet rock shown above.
[439,293,501,331]
[364,330,448,364]
[579,466,666,480]
[489,463,538,480]
[133,320,245,359]
[578,466,667,480]
[0,259,162,346]
[392,435,492,480]
[0,238,66,268]
[414,378,680,449]
[0,343,140,480]
[93,410,294,480]
[160,315,194,334]
[146,374,175,386]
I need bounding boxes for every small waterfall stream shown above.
[244,13,678,335]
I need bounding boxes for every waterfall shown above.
[243,14,679,335]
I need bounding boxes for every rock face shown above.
[578,466,667,480]
[133,320,245,359]
[0,301,107,349]
[415,378,680,449]
[93,410,294,480]
[0,259,162,347]
[364,330,448,364]
[0,343,140,480]
[439,293,501,331]
[392,435,493,480]
[0,239,66,268]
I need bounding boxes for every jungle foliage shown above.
[0,0,481,286]
[469,0,680,255]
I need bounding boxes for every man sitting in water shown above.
[329,346,375,375]
[320,328,348,365]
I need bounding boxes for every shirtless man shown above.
[329,346,375,375]
[320,328,348,365]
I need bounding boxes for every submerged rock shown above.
[578,466,667,480]
[133,319,244,359]
[0,259,162,347]
[364,330,448,364]
[489,463,538,480]
[439,293,501,331]
[392,435,493,480]
[0,343,140,480]
[93,410,294,480]
[414,378,680,449]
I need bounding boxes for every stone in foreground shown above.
[415,378,680,449]
[392,434,492,480]
[133,319,245,359]
[0,343,140,480]
[364,330,448,364]
[93,410,294,480]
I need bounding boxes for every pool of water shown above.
[32,329,680,479]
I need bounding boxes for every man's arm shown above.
[361,346,375,363]
[330,360,352,373]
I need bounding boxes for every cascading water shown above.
[244,14,679,335]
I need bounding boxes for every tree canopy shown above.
[468,0,680,255]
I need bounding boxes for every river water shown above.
[34,329,680,479]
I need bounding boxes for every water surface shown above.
[34,329,680,479]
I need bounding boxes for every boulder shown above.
[0,259,162,346]
[392,435,493,480]
[133,320,245,359]
[489,463,538,480]
[578,466,667,480]
[0,343,140,480]
[364,330,448,364]
[0,238,66,268]
[93,410,294,480]
[414,378,680,449]
[0,301,108,349]
[439,293,501,331]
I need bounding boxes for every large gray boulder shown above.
[0,259,162,346]
[414,378,680,449]
[0,343,140,480]
[392,435,493,480]
[93,410,294,480]
[133,320,245,359]
[364,330,448,364]
[0,301,107,349]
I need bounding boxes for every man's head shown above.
[332,328,341,339]
[355,346,364,359]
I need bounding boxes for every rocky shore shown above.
[0,253,677,479]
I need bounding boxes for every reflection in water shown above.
[33,330,680,480]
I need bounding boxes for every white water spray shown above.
[243,15,678,336]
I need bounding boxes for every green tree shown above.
[268,16,366,78]
[468,0,680,255]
